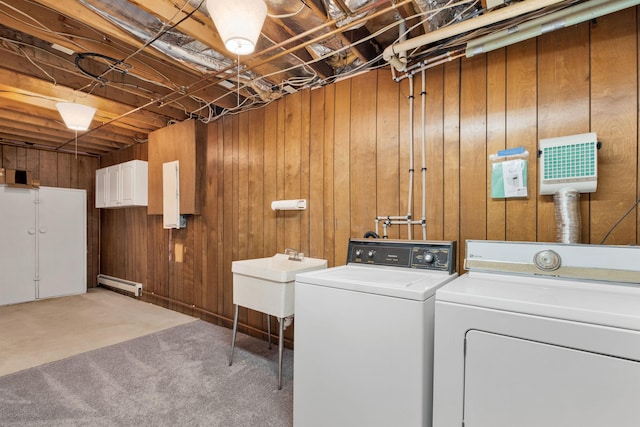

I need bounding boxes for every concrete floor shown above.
[0,288,196,377]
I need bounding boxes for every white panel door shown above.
[0,185,36,305]
[37,187,86,299]
[463,330,640,427]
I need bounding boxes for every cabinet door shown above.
[95,167,108,208]
[107,165,120,206]
[37,187,86,299]
[120,161,135,204]
[0,186,36,305]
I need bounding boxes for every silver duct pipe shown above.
[554,188,581,243]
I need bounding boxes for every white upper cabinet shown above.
[96,160,148,208]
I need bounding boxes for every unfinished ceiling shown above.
[0,0,623,156]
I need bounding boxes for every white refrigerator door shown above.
[0,186,36,305]
[37,187,86,299]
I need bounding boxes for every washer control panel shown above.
[347,238,456,274]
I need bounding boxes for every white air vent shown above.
[539,132,597,195]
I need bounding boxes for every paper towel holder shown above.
[271,199,306,211]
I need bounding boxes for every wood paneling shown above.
[537,23,591,243]
[442,61,462,265]
[147,119,206,215]
[425,67,445,241]
[505,39,538,242]
[460,53,488,264]
[486,49,507,241]
[590,13,638,245]
[376,69,401,240]
[98,10,640,344]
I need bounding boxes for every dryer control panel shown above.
[347,238,456,274]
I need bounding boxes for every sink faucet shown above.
[284,248,302,261]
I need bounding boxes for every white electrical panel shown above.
[163,160,180,229]
[539,132,597,195]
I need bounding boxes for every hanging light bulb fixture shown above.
[55,102,96,131]
[56,102,97,158]
[206,0,267,55]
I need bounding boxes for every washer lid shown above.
[295,265,458,300]
[436,272,640,331]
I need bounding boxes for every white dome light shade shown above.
[206,0,267,55]
[56,102,96,131]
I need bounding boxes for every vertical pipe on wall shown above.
[407,75,415,239]
[420,69,427,240]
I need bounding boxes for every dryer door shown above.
[463,330,640,427]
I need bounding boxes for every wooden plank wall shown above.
[99,11,640,343]
[0,145,100,287]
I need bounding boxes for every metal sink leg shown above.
[229,304,239,366]
[278,316,284,390]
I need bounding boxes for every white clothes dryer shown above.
[294,238,457,427]
[432,240,640,427]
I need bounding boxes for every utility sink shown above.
[231,253,327,318]
[233,253,328,283]
[230,253,327,390]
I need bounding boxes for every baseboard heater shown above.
[97,274,143,297]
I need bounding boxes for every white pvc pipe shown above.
[420,68,427,240]
[377,215,412,220]
[398,19,407,63]
[386,220,423,226]
[407,75,415,240]
[383,0,568,70]
[467,0,640,57]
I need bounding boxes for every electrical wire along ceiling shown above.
[0,0,634,156]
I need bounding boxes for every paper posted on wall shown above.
[490,147,529,199]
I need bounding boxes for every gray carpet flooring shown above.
[0,320,293,426]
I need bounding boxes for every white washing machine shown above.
[293,238,457,427]
[433,240,640,427]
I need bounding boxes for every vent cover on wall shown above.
[539,132,598,195]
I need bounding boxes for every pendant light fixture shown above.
[56,102,96,158]
[55,102,96,131]
[206,0,267,55]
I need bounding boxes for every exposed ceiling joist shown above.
[0,0,622,157]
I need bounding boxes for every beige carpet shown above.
[0,287,196,377]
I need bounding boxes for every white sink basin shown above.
[231,254,328,317]
[232,253,328,283]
